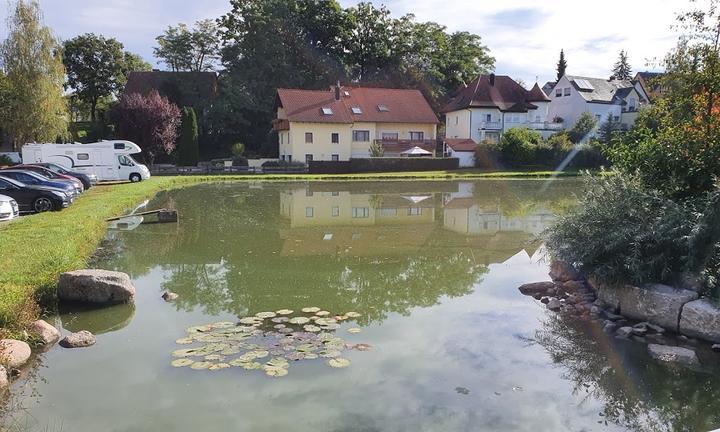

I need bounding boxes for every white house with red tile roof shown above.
[273,84,439,163]
[444,139,477,168]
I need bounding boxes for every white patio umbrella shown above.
[400,146,433,156]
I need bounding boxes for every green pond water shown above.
[3,180,720,432]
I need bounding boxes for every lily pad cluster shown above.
[171,308,369,377]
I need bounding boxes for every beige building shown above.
[273,85,439,163]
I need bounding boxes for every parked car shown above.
[9,164,85,192]
[30,162,97,189]
[0,193,19,221]
[0,176,71,212]
[0,169,81,198]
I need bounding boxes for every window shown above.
[564,87,571,96]
[629,97,637,110]
[352,130,370,142]
[281,155,285,161]
[331,206,340,217]
[556,89,562,97]
[331,191,339,196]
[351,107,362,114]
[408,208,423,216]
[0,179,11,190]
[321,107,333,115]
[381,132,399,141]
[305,154,313,163]
[287,155,292,162]
[77,153,89,160]
[331,133,339,144]
[352,207,370,218]
[455,116,459,125]
[280,134,283,145]
[305,207,314,218]
[409,131,424,141]
[485,114,492,122]
[613,115,620,122]
[114,143,125,150]
[305,133,313,143]
[305,189,313,197]
[118,155,133,166]
[331,154,339,161]
[378,104,389,112]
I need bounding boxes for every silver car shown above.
[0,193,19,221]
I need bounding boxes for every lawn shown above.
[0,170,579,337]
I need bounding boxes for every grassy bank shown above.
[0,170,578,336]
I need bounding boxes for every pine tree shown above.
[177,107,199,166]
[0,0,68,150]
[612,50,632,80]
[556,49,567,81]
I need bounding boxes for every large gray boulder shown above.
[59,331,96,349]
[589,277,623,312]
[679,299,720,343]
[549,260,579,283]
[29,319,61,346]
[0,339,31,368]
[648,344,699,366]
[617,284,698,331]
[58,270,135,304]
[518,281,555,296]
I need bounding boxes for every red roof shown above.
[442,75,547,113]
[445,138,477,152]
[276,86,439,124]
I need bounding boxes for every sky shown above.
[0,0,704,87]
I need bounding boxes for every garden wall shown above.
[309,158,459,174]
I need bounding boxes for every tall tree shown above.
[612,50,632,80]
[63,33,149,122]
[177,107,199,166]
[0,0,68,149]
[556,49,567,81]
[154,19,219,71]
[112,91,181,165]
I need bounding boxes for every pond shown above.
[3,179,720,432]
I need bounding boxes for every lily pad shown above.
[327,358,351,368]
[239,317,261,325]
[255,312,277,319]
[286,352,305,361]
[276,309,294,315]
[209,363,231,371]
[289,317,311,325]
[190,361,213,370]
[271,317,290,323]
[315,311,331,317]
[304,353,319,360]
[347,328,362,334]
[171,358,195,367]
[220,347,241,356]
[175,337,194,345]
[263,366,289,377]
[302,307,321,313]
[345,312,361,318]
[172,348,200,358]
[273,324,287,330]
[303,325,321,332]
[319,349,343,358]
[204,354,226,361]
[249,350,270,359]
[240,361,263,370]
[267,357,289,368]
[213,322,236,328]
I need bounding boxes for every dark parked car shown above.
[31,162,97,190]
[0,176,71,212]
[9,164,84,192]
[0,169,80,198]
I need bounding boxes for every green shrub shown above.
[545,172,719,294]
[499,128,541,165]
[474,141,500,168]
[177,107,199,166]
[568,112,598,144]
[231,142,245,158]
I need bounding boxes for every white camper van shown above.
[21,141,151,182]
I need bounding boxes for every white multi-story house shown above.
[548,75,648,132]
[442,74,561,145]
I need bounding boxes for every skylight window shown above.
[378,104,389,112]
[351,107,363,114]
[574,79,595,91]
[321,107,333,115]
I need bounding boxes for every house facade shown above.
[274,85,439,163]
[442,74,561,145]
[548,75,647,133]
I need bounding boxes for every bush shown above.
[474,141,501,169]
[545,172,719,294]
[499,128,541,165]
[231,143,245,157]
[177,107,199,166]
[568,112,598,144]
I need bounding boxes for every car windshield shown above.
[0,175,26,188]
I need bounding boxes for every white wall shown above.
[449,149,475,168]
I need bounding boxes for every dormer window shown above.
[378,104,389,112]
[321,107,333,115]
[351,107,362,114]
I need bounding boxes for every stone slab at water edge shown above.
[679,299,720,343]
[647,344,699,366]
[29,320,61,346]
[59,331,96,349]
[58,270,135,304]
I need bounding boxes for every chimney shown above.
[489,74,496,86]
[335,80,341,101]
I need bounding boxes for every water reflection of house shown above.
[279,187,438,256]
[443,197,556,236]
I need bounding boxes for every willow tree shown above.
[0,0,68,149]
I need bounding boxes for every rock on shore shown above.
[29,320,61,346]
[0,339,31,368]
[0,365,7,392]
[58,269,135,304]
[647,344,699,366]
[679,299,720,343]
[59,331,96,349]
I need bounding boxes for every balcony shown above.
[527,122,564,131]
[272,118,290,131]
[480,121,502,130]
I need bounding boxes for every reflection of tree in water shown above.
[161,263,231,316]
[533,314,720,431]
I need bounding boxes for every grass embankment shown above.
[0,170,579,337]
